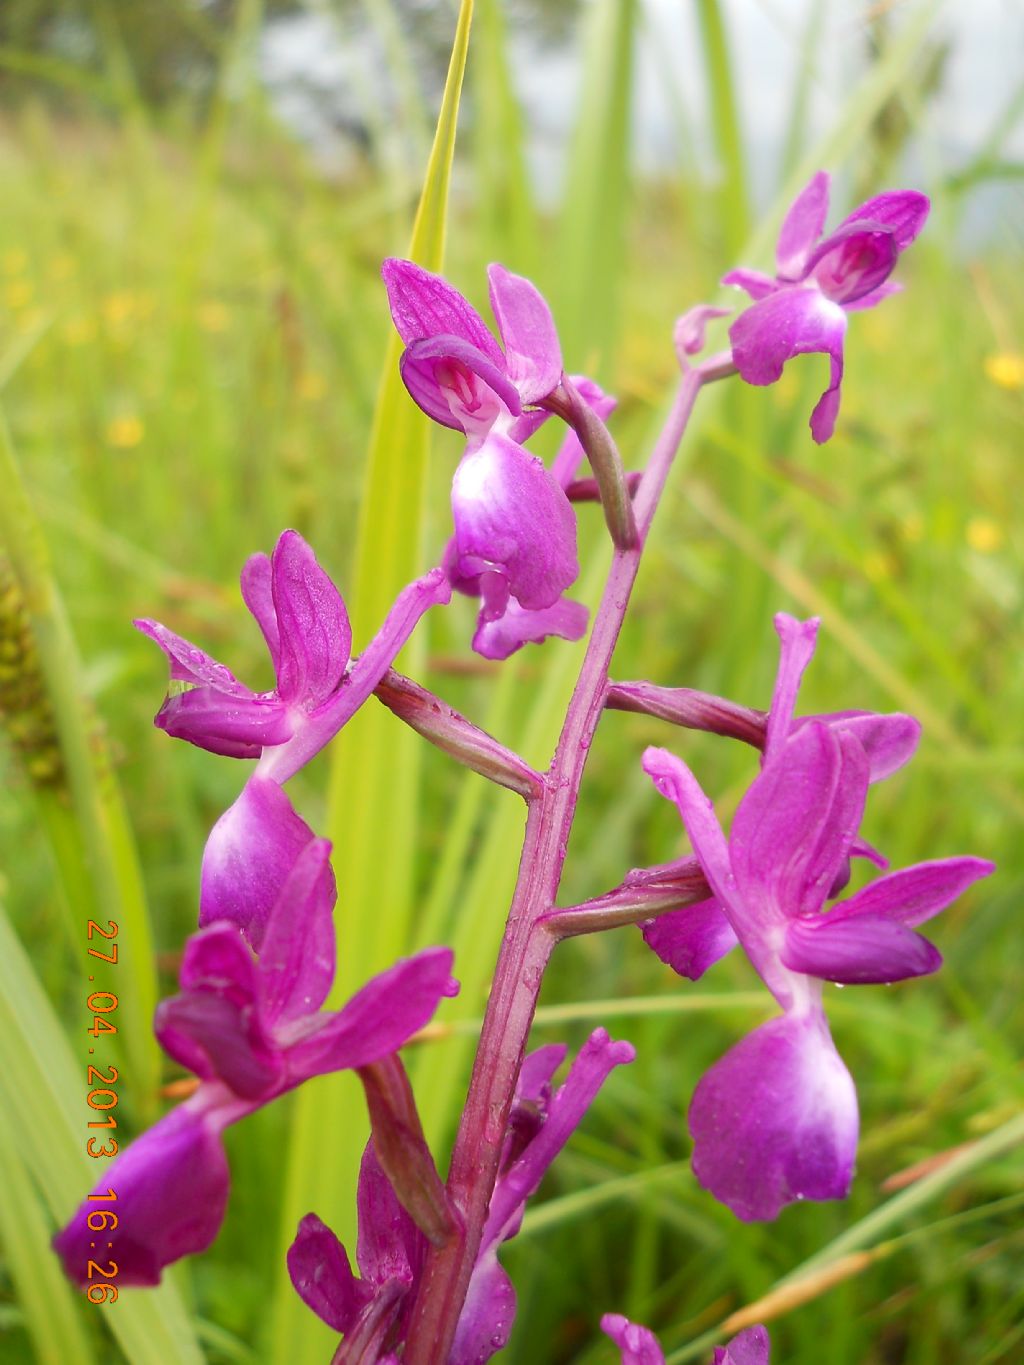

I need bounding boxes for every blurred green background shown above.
[0,1,1021,1362]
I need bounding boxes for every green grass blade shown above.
[0,1117,96,1365]
[555,0,638,369]
[270,6,475,1361]
[695,0,750,255]
[0,411,159,1115]
[0,902,203,1365]
[779,0,828,179]
[664,1112,1024,1363]
[472,0,538,272]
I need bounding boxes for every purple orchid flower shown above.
[54,805,455,1288]
[641,635,993,1220]
[723,171,929,442]
[135,528,450,782]
[382,259,583,649]
[449,376,614,660]
[288,1030,635,1360]
[601,1315,769,1365]
[639,613,921,982]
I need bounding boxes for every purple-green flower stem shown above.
[540,863,711,940]
[373,668,542,798]
[544,372,638,551]
[565,471,643,503]
[403,361,714,1362]
[606,680,767,747]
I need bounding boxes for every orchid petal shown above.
[729,284,847,388]
[155,923,282,1098]
[451,1250,517,1365]
[800,709,921,782]
[505,407,551,445]
[451,431,578,614]
[776,170,830,278]
[287,1213,372,1334]
[689,1012,858,1220]
[400,335,521,435]
[518,1044,567,1105]
[764,614,818,762]
[355,1141,421,1288]
[501,1043,567,1171]
[839,190,930,251]
[269,531,351,707]
[805,222,899,305]
[259,838,338,1024]
[721,268,778,302]
[54,1107,231,1288]
[731,724,869,923]
[482,1029,634,1249]
[285,948,455,1084]
[601,1313,665,1364]
[149,686,294,759]
[136,617,293,757]
[828,856,995,928]
[640,897,738,980]
[239,551,280,671]
[471,595,589,661]
[850,835,887,869]
[642,747,734,903]
[714,1325,771,1365]
[382,259,504,366]
[262,567,452,785]
[134,618,253,695]
[675,304,732,357]
[200,777,318,951]
[782,913,942,984]
[487,263,562,404]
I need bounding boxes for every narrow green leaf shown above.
[664,1112,1024,1364]
[0,1117,96,1365]
[0,903,203,1365]
[0,411,159,1114]
[555,0,638,369]
[270,6,475,1361]
[695,0,750,255]
[472,0,538,272]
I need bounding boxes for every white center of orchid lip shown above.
[453,448,491,504]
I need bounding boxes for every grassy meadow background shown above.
[1,1,1022,1361]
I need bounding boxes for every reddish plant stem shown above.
[402,365,709,1362]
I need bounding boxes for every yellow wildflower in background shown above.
[966,518,1003,553]
[5,279,33,310]
[197,300,231,333]
[106,415,145,449]
[2,248,28,275]
[297,372,327,402]
[984,353,1024,391]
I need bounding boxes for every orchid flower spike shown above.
[383,259,586,656]
[55,805,455,1288]
[135,529,449,783]
[288,1030,634,1360]
[642,619,993,1221]
[601,1315,770,1365]
[723,171,929,441]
